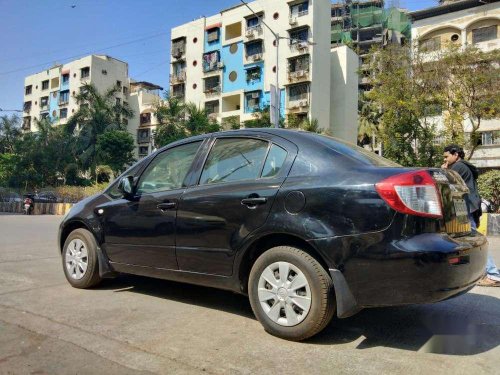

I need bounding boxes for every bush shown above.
[54,183,110,203]
[478,170,500,213]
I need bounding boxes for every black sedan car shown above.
[58,129,488,341]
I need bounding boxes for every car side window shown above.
[200,138,269,185]
[261,144,287,178]
[137,141,201,194]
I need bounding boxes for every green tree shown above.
[243,106,273,128]
[66,83,134,178]
[153,97,221,148]
[96,130,135,174]
[478,170,500,212]
[0,114,21,154]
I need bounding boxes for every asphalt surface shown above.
[0,214,499,374]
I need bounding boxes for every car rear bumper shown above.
[311,231,488,314]
[346,232,488,307]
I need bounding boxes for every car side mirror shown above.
[118,176,134,198]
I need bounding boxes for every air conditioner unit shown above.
[289,17,298,25]
[217,61,224,69]
[251,92,260,99]
[252,54,262,61]
[297,42,308,50]
[299,100,308,107]
[246,29,255,38]
[296,70,305,77]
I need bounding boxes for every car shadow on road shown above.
[99,276,499,355]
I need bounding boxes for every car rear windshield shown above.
[308,133,401,167]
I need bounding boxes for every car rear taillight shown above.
[375,170,443,218]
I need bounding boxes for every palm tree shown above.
[65,83,133,178]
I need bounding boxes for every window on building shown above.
[204,76,221,93]
[116,98,121,105]
[481,131,500,145]
[80,67,90,79]
[25,85,32,95]
[205,100,219,114]
[423,103,442,117]
[246,91,261,112]
[247,16,260,28]
[62,74,70,84]
[40,96,49,108]
[23,101,32,112]
[22,117,31,130]
[207,28,220,43]
[172,84,185,98]
[290,2,309,17]
[288,54,310,72]
[123,86,128,95]
[246,40,263,58]
[202,51,221,72]
[60,108,68,119]
[137,128,150,143]
[420,37,441,52]
[116,80,122,88]
[289,83,309,102]
[289,27,309,44]
[41,80,49,90]
[472,25,498,44]
[225,21,242,40]
[41,113,49,120]
[172,37,186,57]
[138,146,149,157]
[246,66,261,82]
[59,90,70,105]
[140,113,152,125]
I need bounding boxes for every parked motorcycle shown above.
[23,197,33,215]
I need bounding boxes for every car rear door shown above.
[175,134,297,276]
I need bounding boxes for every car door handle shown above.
[157,202,176,210]
[241,197,267,207]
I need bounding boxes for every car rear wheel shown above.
[248,246,335,341]
[62,228,102,289]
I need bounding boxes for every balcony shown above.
[204,85,221,97]
[203,61,224,74]
[290,41,309,53]
[170,71,186,84]
[171,84,185,99]
[58,99,69,106]
[137,134,150,144]
[287,69,309,83]
[140,113,152,126]
[22,117,31,130]
[246,53,263,63]
[245,25,263,40]
[287,99,309,111]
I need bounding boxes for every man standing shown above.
[442,145,500,287]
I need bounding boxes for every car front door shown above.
[99,141,203,269]
[176,135,297,276]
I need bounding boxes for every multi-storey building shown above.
[22,55,129,131]
[127,81,163,158]
[169,0,355,136]
[22,54,163,159]
[410,0,500,169]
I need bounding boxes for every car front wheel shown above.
[248,246,335,341]
[62,228,102,289]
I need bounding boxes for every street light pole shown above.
[239,0,281,128]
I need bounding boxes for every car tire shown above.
[62,228,102,289]
[248,246,335,341]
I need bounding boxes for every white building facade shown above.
[22,55,163,159]
[410,0,500,169]
[170,0,357,139]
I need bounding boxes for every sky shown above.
[0,0,439,113]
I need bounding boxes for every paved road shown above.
[0,215,499,374]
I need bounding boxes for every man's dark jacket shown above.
[451,160,481,213]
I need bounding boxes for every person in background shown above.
[442,145,500,287]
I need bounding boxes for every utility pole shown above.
[239,0,281,128]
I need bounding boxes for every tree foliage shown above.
[364,43,500,166]
[96,130,135,175]
[153,96,220,148]
[477,170,500,212]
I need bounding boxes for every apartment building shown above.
[169,0,354,136]
[22,54,163,159]
[22,55,129,132]
[127,81,163,158]
[410,0,500,169]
